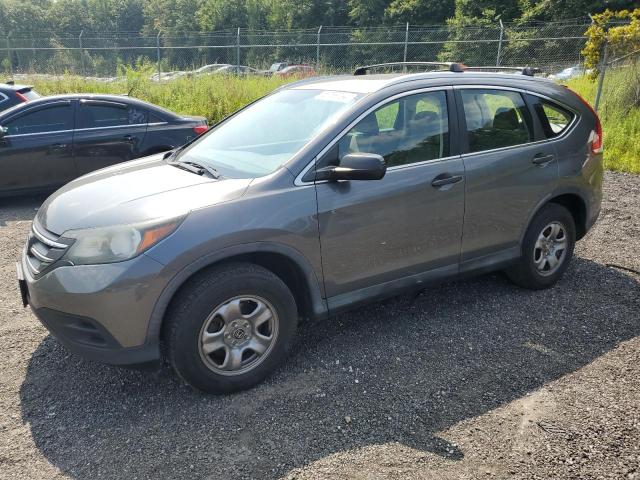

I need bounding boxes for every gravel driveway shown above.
[1,172,639,480]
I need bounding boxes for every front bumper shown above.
[20,249,169,366]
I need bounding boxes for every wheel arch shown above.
[522,190,589,244]
[548,193,588,240]
[145,243,328,347]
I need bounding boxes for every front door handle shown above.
[532,153,554,165]
[50,143,68,150]
[123,135,134,143]
[431,174,463,188]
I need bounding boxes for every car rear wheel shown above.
[165,262,298,393]
[505,203,576,290]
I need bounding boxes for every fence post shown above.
[317,25,323,71]
[594,38,608,113]
[496,19,504,66]
[403,22,409,65]
[236,28,241,66]
[5,36,12,78]
[156,32,162,82]
[79,30,85,76]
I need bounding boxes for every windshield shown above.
[176,89,363,178]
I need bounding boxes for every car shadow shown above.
[0,194,46,226]
[19,257,640,479]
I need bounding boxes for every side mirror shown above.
[0,126,6,139]
[316,153,386,182]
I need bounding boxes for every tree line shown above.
[0,0,636,76]
[0,0,635,37]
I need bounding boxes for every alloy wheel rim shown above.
[198,295,279,376]
[533,221,568,276]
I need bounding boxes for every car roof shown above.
[0,93,180,119]
[289,71,561,94]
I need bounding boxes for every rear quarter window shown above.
[529,96,575,138]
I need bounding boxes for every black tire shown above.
[505,203,576,290]
[165,262,298,394]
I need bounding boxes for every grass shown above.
[28,71,293,125]
[19,66,640,174]
[566,65,640,174]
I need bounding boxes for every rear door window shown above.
[4,104,73,135]
[531,97,574,138]
[78,101,147,129]
[460,89,534,153]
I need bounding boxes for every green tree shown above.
[348,0,391,26]
[517,0,636,23]
[385,0,455,25]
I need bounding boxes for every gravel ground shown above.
[0,171,639,480]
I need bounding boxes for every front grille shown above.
[25,221,71,276]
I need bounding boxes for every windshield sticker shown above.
[314,91,358,103]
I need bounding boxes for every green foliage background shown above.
[0,0,636,38]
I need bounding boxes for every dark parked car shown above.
[0,82,40,112]
[0,94,207,196]
[19,63,603,394]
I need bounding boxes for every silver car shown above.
[18,63,604,393]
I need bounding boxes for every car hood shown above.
[37,154,252,235]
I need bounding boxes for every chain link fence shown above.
[1,21,592,79]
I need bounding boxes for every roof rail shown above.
[354,62,467,75]
[461,66,541,77]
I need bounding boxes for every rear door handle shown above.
[431,174,463,188]
[123,135,134,143]
[532,153,554,165]
[50,143,68,150]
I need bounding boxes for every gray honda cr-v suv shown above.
[18,63,603,393]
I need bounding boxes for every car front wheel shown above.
[165,263,298,393]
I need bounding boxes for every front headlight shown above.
[62,217,184,265]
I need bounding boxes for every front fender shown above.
[142,241,328,347]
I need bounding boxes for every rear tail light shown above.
[193,125,208,135]
[566,87,603,154]
[15,91,28,103]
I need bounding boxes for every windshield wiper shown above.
[169,159,220,179]
[163,148,181,163]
